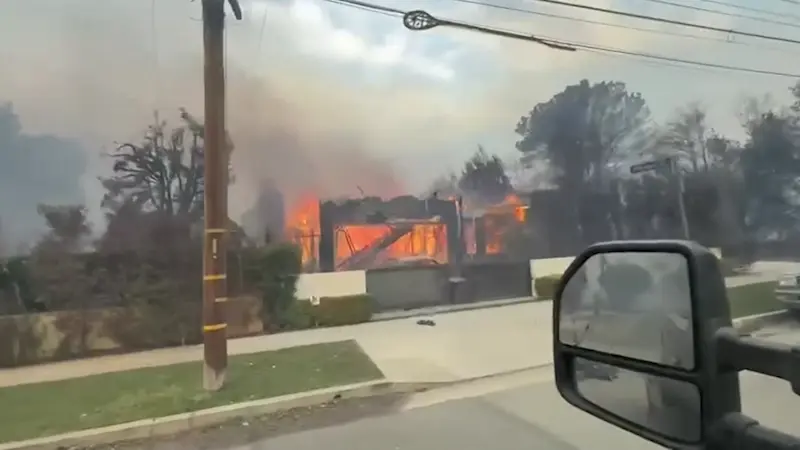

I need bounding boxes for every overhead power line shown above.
[638,0,800,29]
[697,0,800,22]
[327,0,576,50]
[544,34,800,77]
[150,0,162,116]
[322,0,800,78]
[326,0,399,17]
[451,0,796,55]
[527,0,800,46]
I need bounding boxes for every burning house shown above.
[285,191,531,272]
[462,193,529,258]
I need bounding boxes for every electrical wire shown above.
[697,0,800,22]
[151,0,161,119]
[257,0,268,55]
[575,45,724,75]
[544,33,800,77]
[322,0,800,78]
[326,0,402,18]
[451,0,797,55]
[527,0,800,45]
[637,0,800,29]
[326,0,575,50]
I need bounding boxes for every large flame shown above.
[285,192,528,270]
[285,194,320,266]
[285,194,448,270]
[482,193,528,254]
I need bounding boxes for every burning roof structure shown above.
[285,192,530,272]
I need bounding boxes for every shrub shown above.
[241,243,302,328]
[0,257,39,315]
[534,275,561,299]
[102,250,203,349]
[283,294,374,329]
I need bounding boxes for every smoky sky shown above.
[2,0,777,249]
[0,0,592,232]
[0,104,87,251]
[0,0,476,246]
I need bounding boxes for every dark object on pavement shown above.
[416,319,436,326]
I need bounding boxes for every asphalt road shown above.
[235,373,793,450]
[115,322,800,450]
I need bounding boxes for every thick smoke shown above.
[0,0,441,242]
[2,0,720,246]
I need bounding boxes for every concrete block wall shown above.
[530,256,575,278]
[0,296,263,367]
[295,247,724,307]
[295,270,367,300]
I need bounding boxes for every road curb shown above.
[0,364,557,450]
[0,379,433,450]
[733,309,791,335]
[370,297,543,322]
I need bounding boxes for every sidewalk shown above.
[0,301,554,388]
[0,271,777,389]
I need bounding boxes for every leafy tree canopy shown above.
[740,110,800,238]
[515,79,651,190]
[100,109,234,221]
[458,146,512,204]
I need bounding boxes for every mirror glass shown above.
[559,251,694,370]
[574,357,701,442]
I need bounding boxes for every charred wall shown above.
[317,196,464,272]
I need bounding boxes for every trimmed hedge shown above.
[240,243,302,328]
[534,275,561,299]
[282,294,374,329]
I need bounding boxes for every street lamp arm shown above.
[227,0,242,20]
[192,0,242,20]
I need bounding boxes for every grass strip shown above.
[0,340,383,443]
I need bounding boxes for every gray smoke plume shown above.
[4,0,701,246]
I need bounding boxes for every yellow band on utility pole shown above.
[203,323,227,332]
[214,297,228,303]
[205,228,228,234]
[203,274,226,281]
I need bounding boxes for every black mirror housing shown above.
[552,240,742,449]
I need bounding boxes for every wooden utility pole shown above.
[201,0,241,391]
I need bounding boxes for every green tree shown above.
[27,204,93,312]
[458,146,512,204]
[426,172,459,199]
[657,103,713,173]
[100,109,234,221]
[515,79,651,191]
[36,204,91,251]
[739,110,800,238]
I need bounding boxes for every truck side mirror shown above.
[553,240,742,449]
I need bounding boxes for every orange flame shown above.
[482,193,528,254]
[285,194,320,266]
[286,192,528,268]
[285,194,448,270]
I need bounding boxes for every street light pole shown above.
[200,0,240,392]
[630,156,690,241]
[668,157,690,240]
